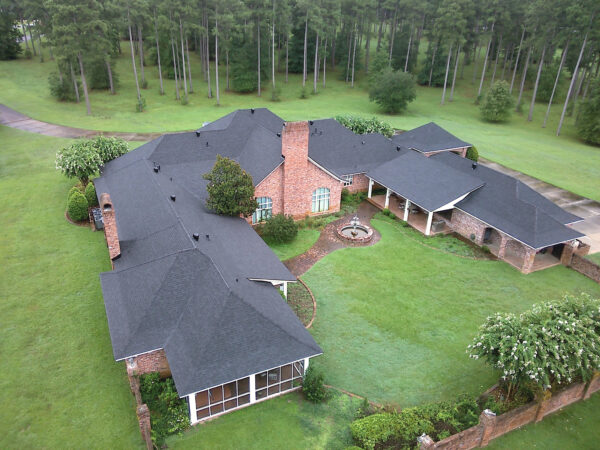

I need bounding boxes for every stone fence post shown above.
[583,372,600,400]
[534,390,552,422]
[137,404,153,450]
[478,409,497,447]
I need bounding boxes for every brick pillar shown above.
[478,409,497,447]
[497,235,508,259]
[460,147,468,158]
[560,241,575,266]
[535,390,552,422]
[417,434,435,449]
[583,372,600,400]
[281,121,310,218]
[137,404,153,450]
[99,193,120,260]
[521,248,537,274]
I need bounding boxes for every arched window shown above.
[252,197,272,224]
[312,188,330,213]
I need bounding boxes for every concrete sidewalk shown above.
[0,104,163,141]
[480,157,600,254]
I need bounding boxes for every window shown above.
[312,188,330,213]
[252,197,272,224]
[342,175,353,186]
[255,360,304,402]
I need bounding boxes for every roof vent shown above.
[170,195,176,201]
[251,108,255,114]
[153,162,160,173]
[276,132,281,137]
[319,130,323,135]
[195,131,201,137]
[362,140,365,145]
[235,278,239,282]
[309,120,314,125]
[206,141,209,147]
[472,162,478,170]
[205,234,210,240]
[396,145,401,152]
[192,233,199,240]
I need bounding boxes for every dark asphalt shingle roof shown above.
[431,152,584,248]
[392,122,471,153]
[367,150,484,211]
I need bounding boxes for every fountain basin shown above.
[337,223,374,244]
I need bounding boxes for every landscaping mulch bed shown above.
[287,281,314,327]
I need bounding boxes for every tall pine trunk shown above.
[128,13,142,105]
[171,37,180,100]
[106,60,115,94]
[388,7,398,64]
[527,43,546,121]
[351,27,357,87]
[490,34,502,85]
[441,42,453,105]
[510,28,525,94]
[226,49,230,90]
[543,42,568,128]
[303,12,308,86]
[215,14,220,105]
[285,38,289,83]
[478,23,495,97]
[20,18,30,53]
[404,25,413,72]
[186,38,193,93]
[179,19,188,100]
[69,61,80,103]
[501,43,511,80]
[77,52,91,115]
[471,43,479,84]
[138,25,145,85]
[271,15,275,92]
[557,32,587,135]
[206,14,212,98]
[516,45,532,111]
[313,32,319,93]
[450,44,460,102]
[365,23,371,73]
[429,42,437,87]
[257,19,261,96]
[27,22,36,56]
[345,30,352,82]
[323,37,327,87]
[154,10,164,95]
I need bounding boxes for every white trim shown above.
[418,146,470,155]
[249,371,256,403]
[368,178,374,198]
[307,157,344,181]
[115,347,164,362]
[254,161,284,189]
[304,357,310,374]
[433,191,472,212]
[384,188,391,209]
[425,211,433,236]
[188,393,197,424]
[248,278,297,284]
[404,200,410,221]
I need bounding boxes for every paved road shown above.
[0,104,163,141]
[1,103,598,254]
[480,158,600,254]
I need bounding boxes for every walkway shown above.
[284,202,381,277]
[0,104,163,141]
[480,157,600,254]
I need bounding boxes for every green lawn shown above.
[1,52,599,200]
[303,215,600,407]
[167,390,360,449]
[263,229,320,261]
[586,253,600,265]
[489,393,600,449]
[0,126,142,448]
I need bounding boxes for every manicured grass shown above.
[166,390,360,449]
[264,228,320,261]
[1,52,599,200]
[287,282,314,327]
[586,253,600,265]
[303,215,600,407]
[488,393,600,449]
[0,126,142,448]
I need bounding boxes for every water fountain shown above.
[337,215,374,244]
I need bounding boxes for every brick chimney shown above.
[100,193,121,261]
[281,121,310,217]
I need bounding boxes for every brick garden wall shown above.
[128,349,171,377]
[569,255,600,283]
[450,209,486,245]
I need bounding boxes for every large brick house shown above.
[95,108,587,426]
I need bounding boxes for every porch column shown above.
[249,373,256,403]
[384,188,391,209]
[497,235,508,259]
[282,281,288,299]
[367,178,374,198]
[521,248,536,274]
[304,357,310,375]
[403,200,410,222]
[188,394,197,424]
[425,211,433,236]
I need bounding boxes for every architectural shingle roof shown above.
[367,150,484,211]
[392,122,471,153]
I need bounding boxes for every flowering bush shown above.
[92,136,129,163]
[56,140,103,185]
[468,294,600,395]
[335,115,394,137]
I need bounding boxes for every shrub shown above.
[56,140,103,185]
[262,213,298,243]
[92,136,129,163]
[68,186,82,201]
[85,182,98,207]
[480,81,514,122]
[466,146,479,162]
[140,373,189,447]
[369,67,416,114]
[88,58,120,90]
[335,115,394,137]
[203,155,258,217]
[302,366,327,403]
[576,78,600,145]
[67,191,89,221]
[468,293,600,396]
[270,85,281,102]
[49,72,80,102]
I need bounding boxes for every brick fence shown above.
[127,370,153,450]
[418,373,600,449]
[569,255,600,283]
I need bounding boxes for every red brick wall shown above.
[570,255,600,283]
[345,173,370,193]
[130,349,171,377]
[450,209,486,245]
[281,121,342,219]
[246,164,285,225]
[99,193,120,260]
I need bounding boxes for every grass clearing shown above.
[303,215,600,407]
[263,228,320,261]
[0,52,599,200]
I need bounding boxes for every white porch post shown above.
[425,211,433,236]
[303,357,310,375]
[249,373,256,403]
[367,178,374,198]
[188,394,197,424]
[404,200,410,222]
[384,188,391,209]
[283,281,288,299]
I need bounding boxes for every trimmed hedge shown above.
[85,182,98,207]
[302,366,327,403]
[67,191,89,222]
[466,146,479,162]
[262,213,298,243]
